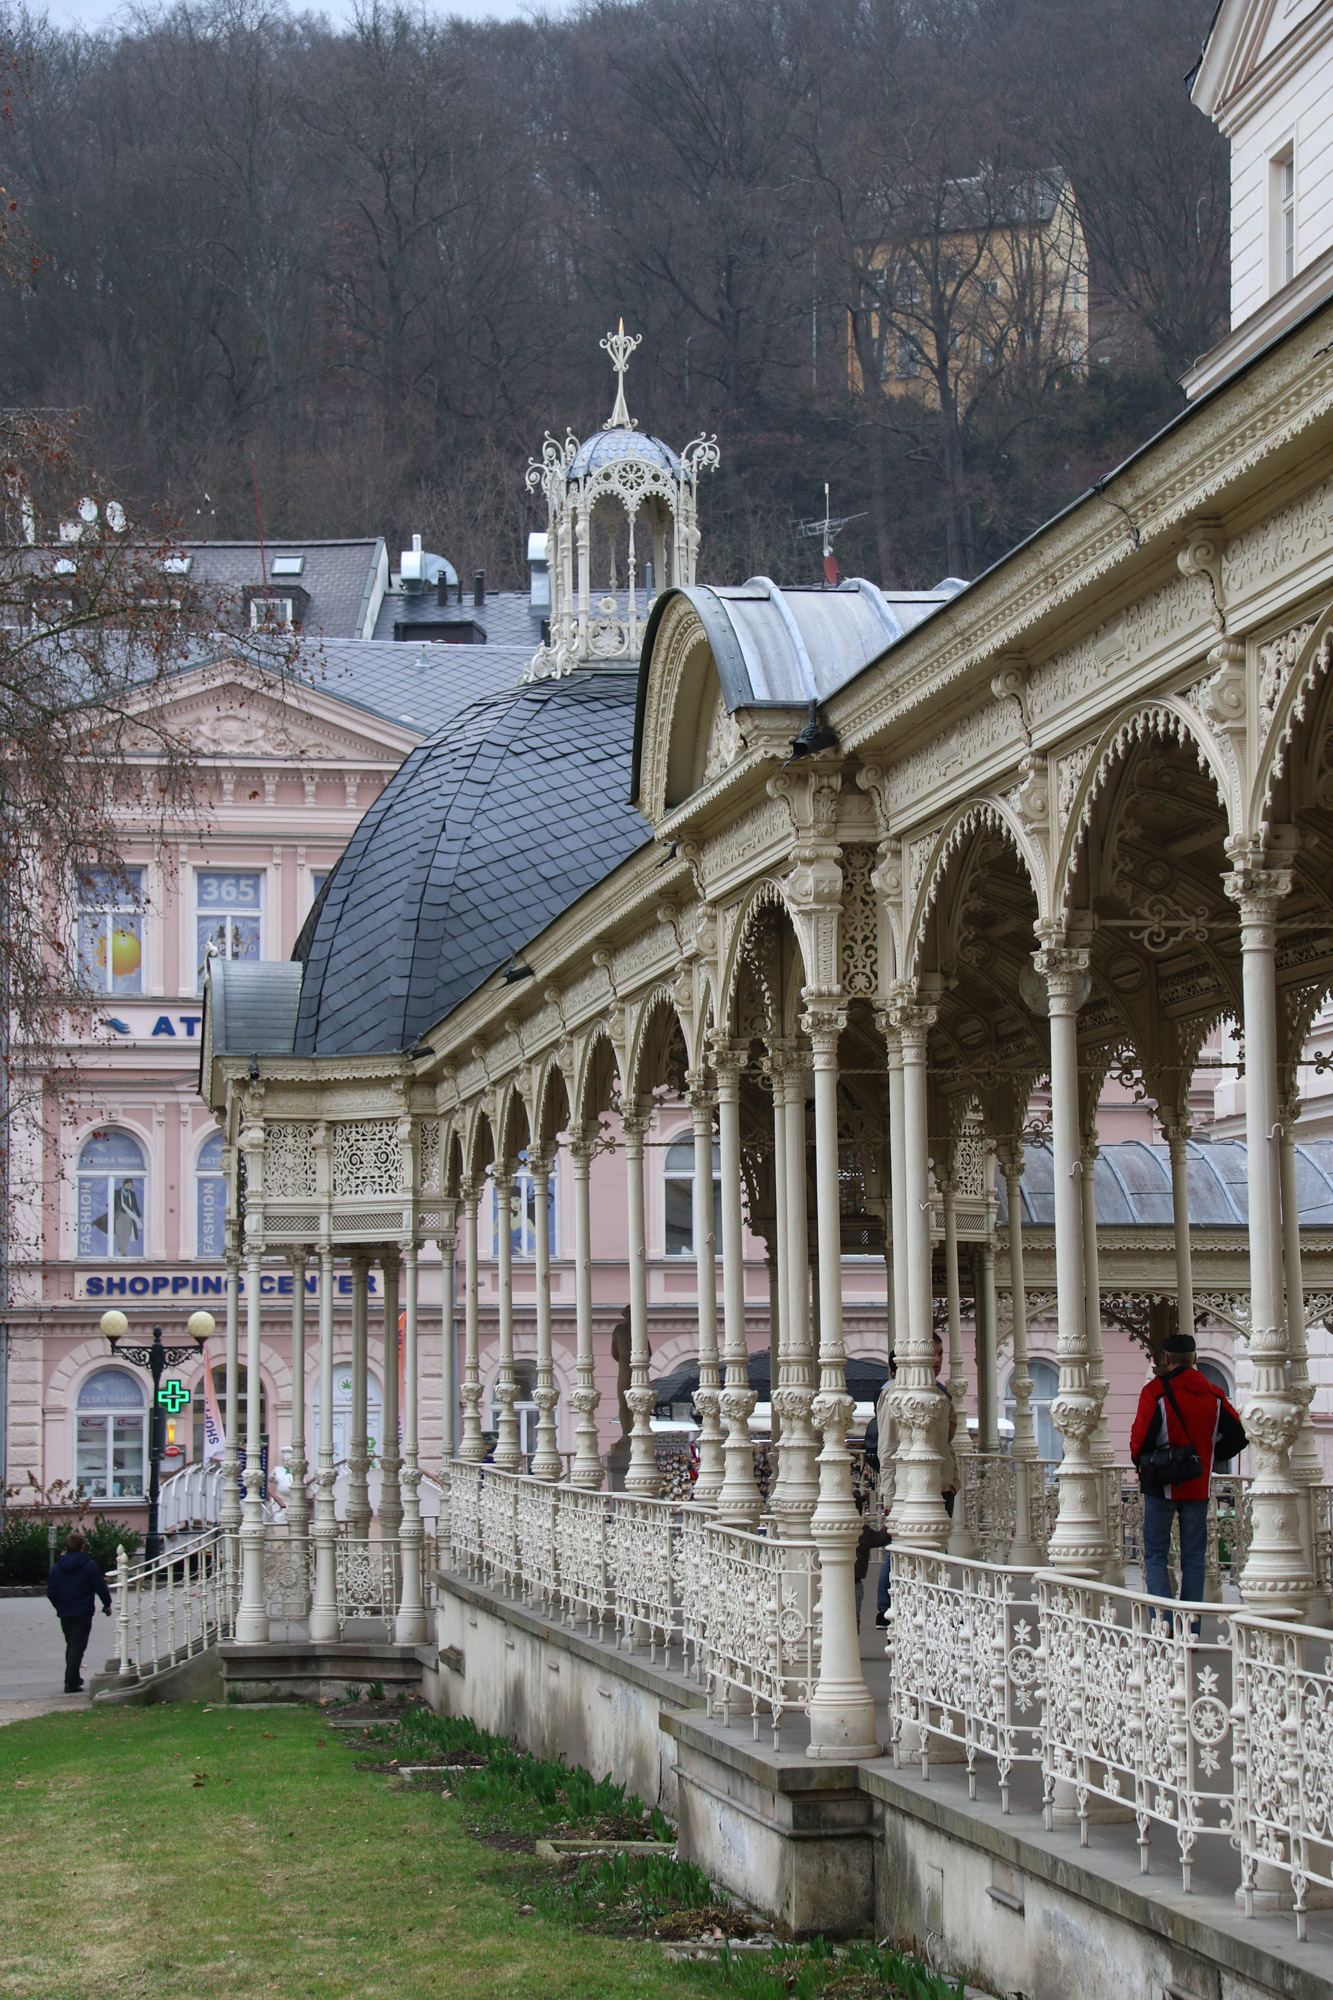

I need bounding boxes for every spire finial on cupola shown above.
[600,319,641,431]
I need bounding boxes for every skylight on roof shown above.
[162,554,192,575]
[270,554,305,577]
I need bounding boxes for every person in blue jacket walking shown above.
[45,1531,112,1693]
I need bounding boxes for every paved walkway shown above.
[0,1597,107,1724]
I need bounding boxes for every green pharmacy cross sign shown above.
[156,1378,191,1414]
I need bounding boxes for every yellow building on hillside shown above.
[849,166,1089,404]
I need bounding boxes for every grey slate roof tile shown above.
[184,540,385,639]
[291,671,648,1056]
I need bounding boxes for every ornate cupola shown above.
[525,324,718,679]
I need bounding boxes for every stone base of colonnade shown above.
[431,1565,877,1938]
[431,1567,1333,1994]
[865,1754,1333,2000]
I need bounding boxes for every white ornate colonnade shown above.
[206,304,1333,1764]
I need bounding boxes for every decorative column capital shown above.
[799,1002,846,1055]
[685,1067,717,1119]
[1223,844,1293,931]
[619,1101,651,1144]
[1032,943,1090,1006]
[708,1036,747,1088]
[888,998,937,1053]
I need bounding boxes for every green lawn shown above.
[0,1702,715,2000]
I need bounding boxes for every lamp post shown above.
[100,1309,215,1562]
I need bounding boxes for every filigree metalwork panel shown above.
[448,1463,485,1578]
[477,1469,521,1592]
[334,1533,396,1632]
[515,1479,559,1614]
[1234,1615,1333,1939]
[554,1486,612,1633]
[264,1122,318,1199]
[677,1512,819,1745]
[1036,1575,1235,1890]
[886,1547,1042,1808]
[262,1529,311,1619]
[605,1496,679,1661]
[332,1119,400,1198]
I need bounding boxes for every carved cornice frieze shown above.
[831,320,1333,761]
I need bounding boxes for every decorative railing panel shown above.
[449,1461,485,1579]
[443,1463,816,1740]
[515,1479,560,1616]
[1233,1615,1333,1939]
[887,1548,1042,1808]
[1037,1573,1235,1889]
[556,1486,613,1635]
[112,1529,231,1687]
[478,1468,521,1592]
[606,1495,679,1661]
[677,1512,819,1744]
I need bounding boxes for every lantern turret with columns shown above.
[525,324,718,680]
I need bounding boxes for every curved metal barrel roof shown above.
[997,1137,1333,1227]
[632,574,966,800]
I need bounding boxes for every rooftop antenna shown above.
[251,458,274,626]
[601,319,641,432]
[795,483,867,587]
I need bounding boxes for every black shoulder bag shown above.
[1212,1394,1248,1468]
[1138,1377,1203,1498]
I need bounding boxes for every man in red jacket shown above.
[1130,1332,1241,1605]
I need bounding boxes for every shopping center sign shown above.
[76,1268,379,1300]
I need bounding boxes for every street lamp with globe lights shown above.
[100,1308,216,1561]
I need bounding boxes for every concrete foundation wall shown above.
[667,1716,875,1939]
[866,1766,1333,2000]
[433,1573,705,1816]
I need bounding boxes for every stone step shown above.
[218,1640,428,1704]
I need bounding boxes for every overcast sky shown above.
[37,0,548,28]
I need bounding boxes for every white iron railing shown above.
[962,1456,1326,1600]
[886,1547,1042,1810]
[1037,1571,1235,1889]
[260,1526,438,1636]
[677,1511,819,1742]
[447,1462,819,1741]
[886,1542,1333,1934]
[158,1463,225,1533]
[110,1528,232,1688]
[1232,1613,1333,1939]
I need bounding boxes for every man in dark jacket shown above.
[1130,1333,1243,1605]
[45,1530,112,1693]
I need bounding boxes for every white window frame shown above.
[75,1128,149,1261]
[661,1130,722,1259]
[250,596,294,630]
[193,868,264,994]
[75,1367,148,1500]
[1271,140,1296,293]
[75,865,147,996]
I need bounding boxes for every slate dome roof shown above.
[568,429,681,482]
[291,672,650,1057]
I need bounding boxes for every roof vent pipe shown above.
[437,571,449,607]
[474,570,486,607]
[402,531,425,597]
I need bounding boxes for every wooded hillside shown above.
[0,0,1227,589]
